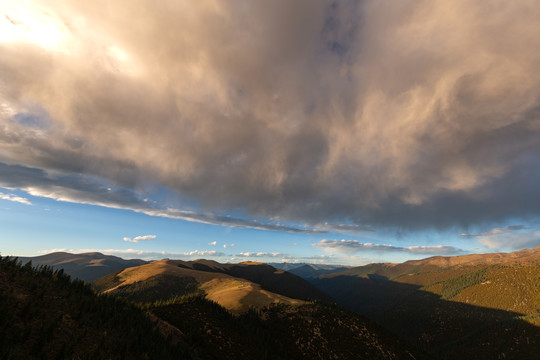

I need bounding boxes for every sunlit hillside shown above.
[93,259,323,314]
[314,247,540,358]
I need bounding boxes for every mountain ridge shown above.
[93,258,328,314]
[312,246,540,359]
[17,252,147,282]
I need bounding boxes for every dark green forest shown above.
[0,256,188,359]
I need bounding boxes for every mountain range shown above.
[0,254,423,359]
[312,246,540,359]
[92,258,329,314]
[17,252,146,282]
[8,246,540,359]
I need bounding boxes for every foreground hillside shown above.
[17,252,146,282]
[314,247,540,359]
[0,256,185,359]
[148,296,424,360]
[0,255,425,359]
[93,259,329,314]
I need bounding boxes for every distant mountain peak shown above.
[17,252,147,282]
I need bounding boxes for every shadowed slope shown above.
[150,297,427,360]
[314,246,540,359]
[315,274,540,359]
[321,247,540,322]
[286,264,350,281]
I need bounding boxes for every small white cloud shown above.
[223,244,227,248]
[208,241,217,246]
[230,244,235,247]
[123,234,156,243]
[0,192,32,205]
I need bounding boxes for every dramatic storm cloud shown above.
[0,162,322,233]
[2,0,540,233]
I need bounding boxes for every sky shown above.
[1,1,540,266]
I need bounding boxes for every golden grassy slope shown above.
[393,265,540,325]
[200,278,304,315]
[103,260,304,314]
[452,266,540,323]
[403,246,540,268]
[327,247,540,326]
[103,260,230,292]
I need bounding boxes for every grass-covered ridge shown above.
[422,266,489,300]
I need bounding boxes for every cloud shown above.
[238,252,284,258]
[123,235,156,243]
[0,162,325,233]
[184,250,225,257]
[0,191,31,205]
[208,241,217,246]
[233,252,336,264]
[314,223,375,234]
[2,1,540,233]
[313,239,463,255]
[460,225,540,250]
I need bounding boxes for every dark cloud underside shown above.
[1,1,540,230]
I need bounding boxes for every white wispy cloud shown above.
[208,241,217,246]
[313,239,463,255]
[0,192,32,205]
[0,163,326,234]
[123,235,156,243]
[460,225,540,250]
[230,252,337,265]
[237,252,284,258]
[184,250,224,257]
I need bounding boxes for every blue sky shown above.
[1,186,535,265]
[1,1,540,265]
